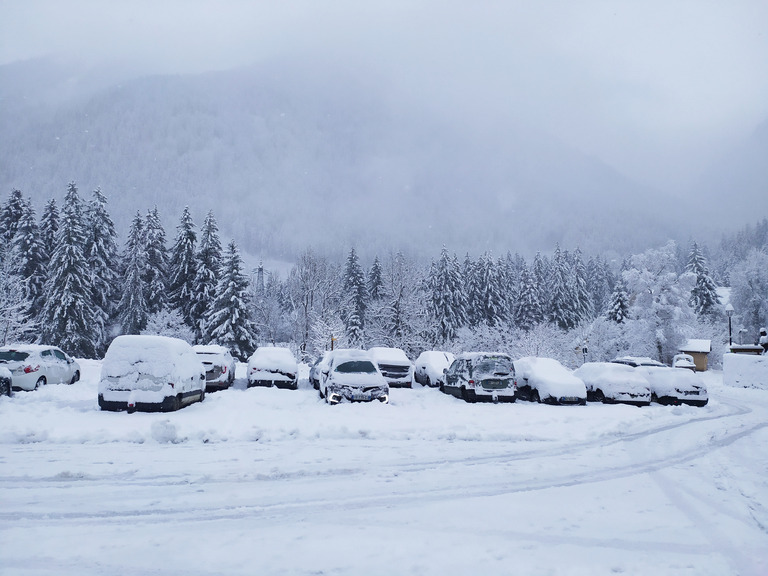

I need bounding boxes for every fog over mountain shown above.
[1,2,766,262]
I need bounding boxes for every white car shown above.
[368,347,414,388]
[414,351,455,388]
[98,335,206,413]
[514,356,587,405]
[193,344,236,390]
[0,344,81,391]
[573,362,651,406]
[309,351,332,390]
[614,356,708,407]
[319,349,389,404]
[442,352,517,403]
[247,347,299,389]
[672,353,697,372]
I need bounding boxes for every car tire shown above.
[70,371,80,385]
[1,379,10,397]
[531,389,541,403]
[461,387,474,403]
[199,389,205,403]
[593,389,605,403]
[35,376,46,390]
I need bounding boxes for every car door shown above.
[53,349,73,383]
[444,360,463,393]
[39,349,60,383]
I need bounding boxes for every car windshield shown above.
[474,357,513,377]
[0,350,30,362]
[335,360,377,374]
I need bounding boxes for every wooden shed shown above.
[679,339,712,372]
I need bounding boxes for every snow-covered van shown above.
[98,335,206,413]
[247,346,298,389]
[514,356,587,405]
[442,352,517,403]
[368,347,414,388]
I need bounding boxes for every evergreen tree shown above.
[0,189,26,247]
[606,278,631,324]
[41,182,98,357]
[118,212,149,334]
[463,253,481,326]
[548,244,577,330]
[167,206,197,327]
[39,198,59,269]
[515,263,544,331]
[11,200,46,323]
[0,246,33,345]
[85,188,120,353]
[428,247,467,343]
[686,241,721,318]
[342,247,367,347]
[476,253,506,326]
[143,207,169,315]
[532,252,549,319]
[367,256,385,301]
[587,256,614,317]
[208,240,257,360]
[190,210,222,342]
[571,248,594,323]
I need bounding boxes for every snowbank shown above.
[723,353,768,390]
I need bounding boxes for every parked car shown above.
[514,356,587,405]
[612,356,708,406]
[309,351,332,391]
[0,344,81,391]
[368,347,414,388]
[573,362,651,406]
[442,352,517,403]
[193,344,236,390]
[0,367,11,397]
[672,353,697,372]
[319,348,389,404]
[414,351,455,388]
[247,346,298,389]
[98,335,206,413]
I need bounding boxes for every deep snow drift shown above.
[1,360,767,575]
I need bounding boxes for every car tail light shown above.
[23,365,39,374]
[468,379,474,386]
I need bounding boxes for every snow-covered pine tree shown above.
[85,188,120,353]
[367,256,385,301]
[0,189,26,247]
[167,206,198,327]
[0,246,34,345]
[11,200,46,325]
[428,247,467,343]
[41,182,98,357]
[189,210,222,343]
[515,263,544,331]
[143,207,169,315]
[342,247,367,347]
[117,212,149,334]
[606,278,630,324]
[686,241,721,319]
[463,253,481,327]
[587,256,614,317]
[571,248,594,323]
[548,244,577,330]
[39,198,59,269]
[476,253,506,327]
[532,252,549,319]
[208,240,257,360]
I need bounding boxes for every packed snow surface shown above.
[515,356,587,399]
[1,361,767,575]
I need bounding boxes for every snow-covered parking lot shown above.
[1,361,767,576]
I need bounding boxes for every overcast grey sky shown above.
[2,1,767,192]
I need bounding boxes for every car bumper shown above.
[248,378,297,389]
[327,386,389,404]
[98,393,178,412]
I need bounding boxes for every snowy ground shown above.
[1,361,767,576]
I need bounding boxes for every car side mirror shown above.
[200,374,205,380]
[442,368,447,374]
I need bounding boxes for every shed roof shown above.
[680,339,712,353]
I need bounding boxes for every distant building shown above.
[679,339,712,372]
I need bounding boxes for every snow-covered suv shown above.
[442,352,517,403]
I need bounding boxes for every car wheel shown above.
[461,387,474,403]
[425,376,431,387]
[593,389,605,403]
[531,389,541,403]
[199,389,205,403]
[1,379,10,397]
[70,371,80,385]
[35,376,46,390]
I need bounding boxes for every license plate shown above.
[352,392,371,401]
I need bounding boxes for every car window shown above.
[334,360,377,374]
[473,356,514,377]
[0,350,30,361]
[41,349,53,358]
[53,350,67,361]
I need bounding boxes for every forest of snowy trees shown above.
[1,184,767,367]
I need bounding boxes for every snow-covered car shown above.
[573,362,651,406]
[193,344,236,390]
[0,344,81,391]
[368,347,414,388]
[309,351,331,391]
[442,352,517,403]
[0,367,11,397]
[613,356,708,406]
[247,346,298,389]
[514,356,587,405]
[672,353,697,372]
[319,349,389,404]
[98,335,206,413]
[414,350,455,388]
